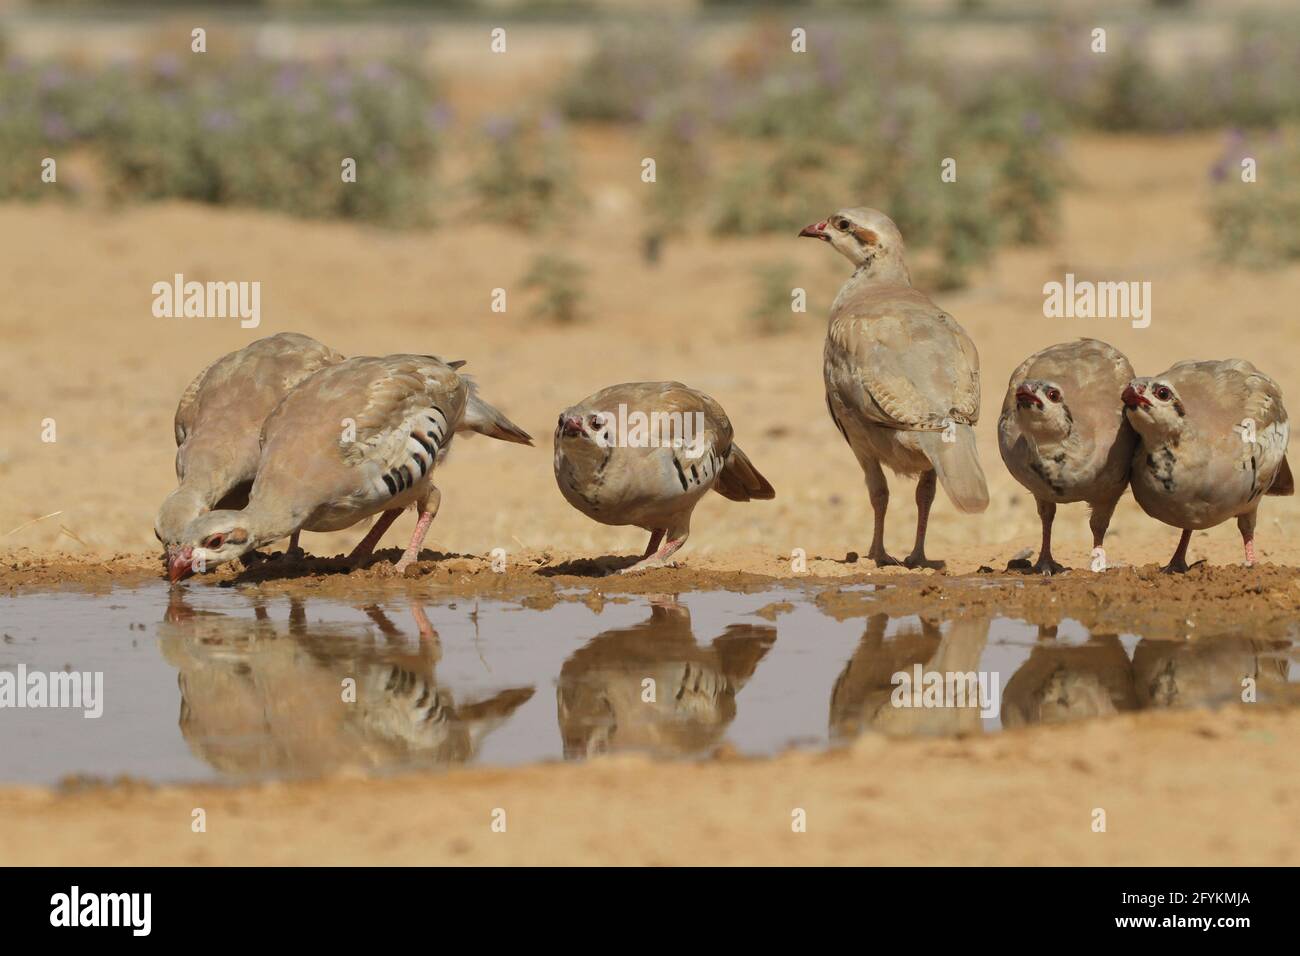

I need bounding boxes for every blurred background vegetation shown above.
[2,0,1299,298]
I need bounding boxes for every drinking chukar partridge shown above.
[155,332,344,560]
[554,382,774,572]
[1122,359,1292,572]
[997,338,1137,574]
[168,354,531,581]
[800,207,989,567]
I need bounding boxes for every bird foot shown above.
[617,558,679,575]
[902,552,945,570]
[868,548,901,568]
[1033,556,1067,576]
[1160,558,1189,575]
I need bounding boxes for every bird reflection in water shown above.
[556,595,775,759]
[830,612,991,739]
[831,613,1295,740]
[1001,625,1138,728]
[160,592,533,777]
[1132,636,1291,710]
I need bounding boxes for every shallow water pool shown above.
[1,584,1296,785]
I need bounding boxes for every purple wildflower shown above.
[203,110,238,132]
[482,115,517,142]
[425,102,453,132]
[43,113,72,141]
[152,54,181,81]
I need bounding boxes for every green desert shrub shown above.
[1207,132,1300,268]
[640,98,710,260]
[0,61,112,198]
[0,53,441,224]
[522,252,587,324]
[469,113,585,231]
[558,22,695,123]
[710,138,834,237]
[748,261,803,335]
[98,56,439,224]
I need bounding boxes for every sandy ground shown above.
[4,129,1300,865]
[4,705,1297,866]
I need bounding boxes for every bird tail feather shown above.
[460,391,533,446]
[714,443,776,502]
[1268,455,1294,496]
[916,425,989,514]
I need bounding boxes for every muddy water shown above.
[1,585,1296,785]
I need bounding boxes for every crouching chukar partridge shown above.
[554,382,774,573]
[800,207,989,567]
[998,338,1137,574]
[1122,359,1293,572]
[155,332,344,561]
[169,355,531,581]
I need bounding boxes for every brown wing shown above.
[174,358,217,450]
[827,287,980,431]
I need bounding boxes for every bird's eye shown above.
[1154,386,1172,401]
[833,218,850,230]
[1047,389,1062,403]
[587,415,602,430]
[204,534,224,550]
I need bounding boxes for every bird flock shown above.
[159,206,1292,581]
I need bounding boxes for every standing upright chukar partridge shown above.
[168,354,531,581]
[554,382,775,572]
[1122,359,1292,572]
[998,338,1137,574]
[800,207,989,567]
[155,332,344,561]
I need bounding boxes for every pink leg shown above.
[1238,512,1258,568]
[621,525,689,574]
[642,529,665,558]
[394,488,442,573]
[348,509,402,566]
[394,510,436,573]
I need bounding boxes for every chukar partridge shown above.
[155,332,343,559]
[553,382,775,572]
[800,207,988,568]
[998,338,1137,574]
[1122,359,1293,572]
[169,354,531,581]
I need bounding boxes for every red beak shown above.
[168,546,195,583]
[1122,385,1150,409]
[1015,384,1043,409]
[560,416,584,437]
[798,221,830,241]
